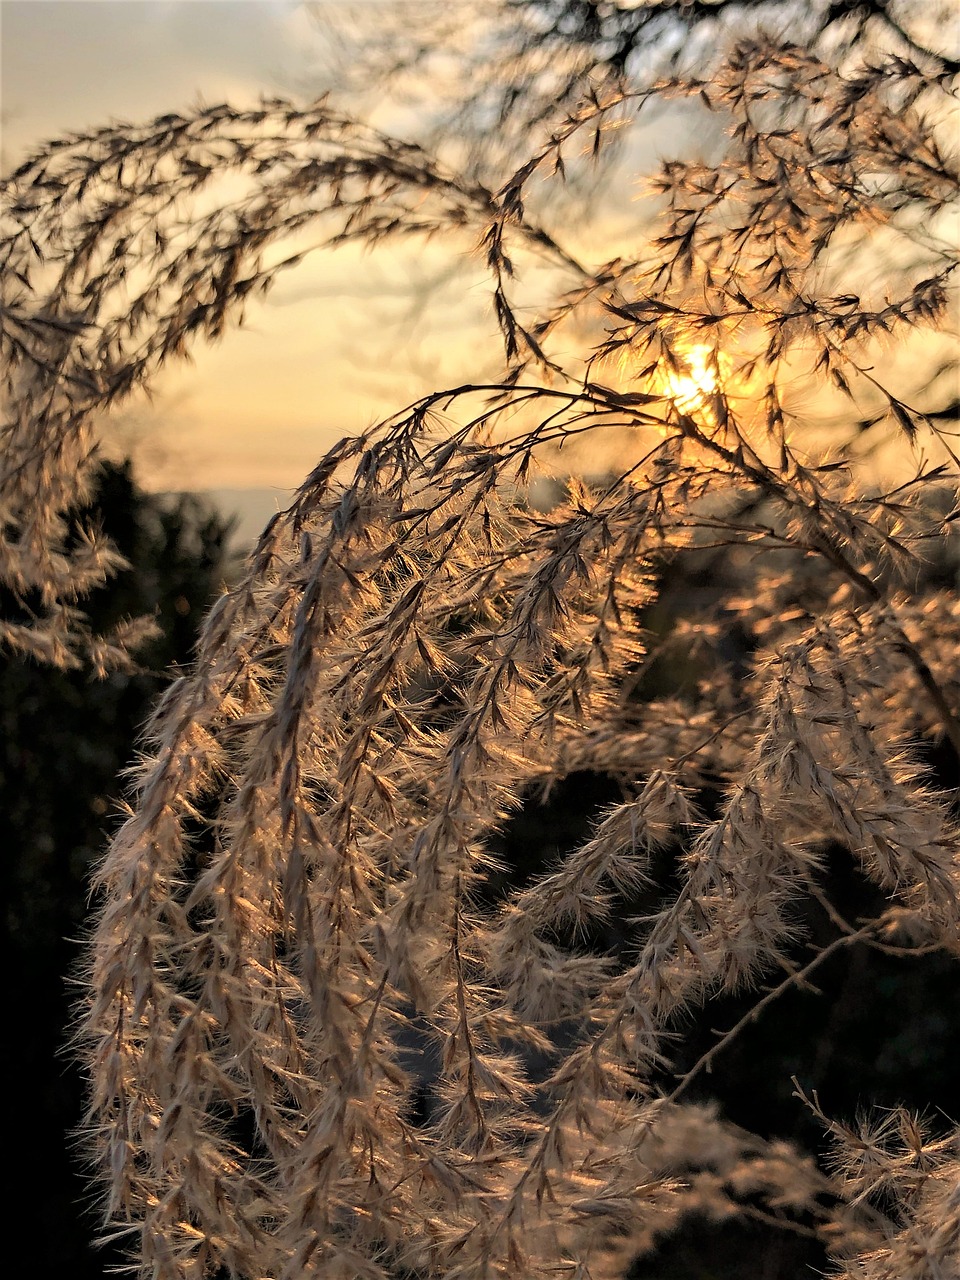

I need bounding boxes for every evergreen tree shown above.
[2,461,232,1278]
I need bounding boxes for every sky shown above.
[4,1,956,509]
[1,1,501,494]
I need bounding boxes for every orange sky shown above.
[4,2,956,501]
[1,1,507,490]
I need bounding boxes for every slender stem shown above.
[667,406,960,761]
[668,924,876,1103]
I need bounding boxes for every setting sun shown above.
[663,343,720,415]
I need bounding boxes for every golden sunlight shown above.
[662,343,720,415]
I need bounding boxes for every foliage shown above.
[2,9,959,1280]
[2,461,233,1277]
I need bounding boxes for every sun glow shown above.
[663,344,720,415]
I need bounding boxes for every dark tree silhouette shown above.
[3,461,232,1279]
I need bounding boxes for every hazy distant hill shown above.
[168,476,626,555]
[175,479,637,552]
[162,488,295,552]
